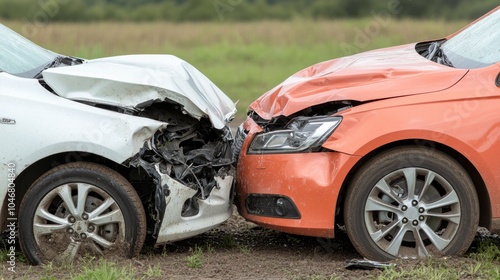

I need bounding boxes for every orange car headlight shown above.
[248,116,341,154]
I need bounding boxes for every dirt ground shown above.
[147,210,366,279]
[8,207,497,280]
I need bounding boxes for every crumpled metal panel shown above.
[42,54,236,129]
[155,168,234,243]
[125,103,235,239]
[250,44,468,120]
[0,72,165,167]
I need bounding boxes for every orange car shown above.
[234,6,500,260]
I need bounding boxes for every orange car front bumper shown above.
[235,119,360,238]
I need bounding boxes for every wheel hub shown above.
[72,219,89,234]
[402,203,422,221]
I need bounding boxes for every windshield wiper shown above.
[33,55,84,79]
[34,56,65,79]
[425,41,454,67]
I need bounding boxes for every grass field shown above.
[4,19,466,115]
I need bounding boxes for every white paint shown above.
[155,163,234,243]
[42,55,236,129]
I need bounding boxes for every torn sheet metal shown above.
[127,105,235,240]
[250,44,468,120]
[42,54,236,129]
[155,170,233,243]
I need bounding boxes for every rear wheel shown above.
[344,147,479,260]
[19,162,146,264]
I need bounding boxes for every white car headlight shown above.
[248,116,342,154]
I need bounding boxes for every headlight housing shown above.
[248,116,342,154]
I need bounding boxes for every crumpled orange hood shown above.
[250,44,468,120]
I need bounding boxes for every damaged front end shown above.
[128,103,235,243]
[233,101,355,161]
[40,54,237,244]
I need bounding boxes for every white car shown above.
[0,24,236,264]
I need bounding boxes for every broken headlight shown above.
[248,116,341,154]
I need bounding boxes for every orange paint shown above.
[236,7,500,239]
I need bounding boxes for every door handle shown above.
[496,72,500,87]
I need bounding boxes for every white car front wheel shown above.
[19,162,146,264]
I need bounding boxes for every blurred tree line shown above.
[0,0,497,22]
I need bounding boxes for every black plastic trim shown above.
[246,194,301,219]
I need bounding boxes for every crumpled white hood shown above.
[42,55,236,129]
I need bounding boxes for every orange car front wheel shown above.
[344,146,479,261]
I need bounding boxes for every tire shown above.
[344,147,479,261]
[19,162,146,264]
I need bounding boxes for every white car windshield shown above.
[0,24,58,78]
[442,8,500,69]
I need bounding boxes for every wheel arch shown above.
[334,139,491,231]
[18,160,147,264]
[5,152,154,230]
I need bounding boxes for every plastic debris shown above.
[345,259,394,270]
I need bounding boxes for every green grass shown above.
[186,246,204,269]
[71,260,137,280]
[376,242,500,280]
[238,245,252,254]
[204,242,215,254]
[144,264,162,278]
[0,256,166,280]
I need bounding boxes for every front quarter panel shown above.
[0,73,164,223]
[323,65,500,220]
[0,74,164,168]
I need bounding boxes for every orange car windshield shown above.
[442,8,500,69]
